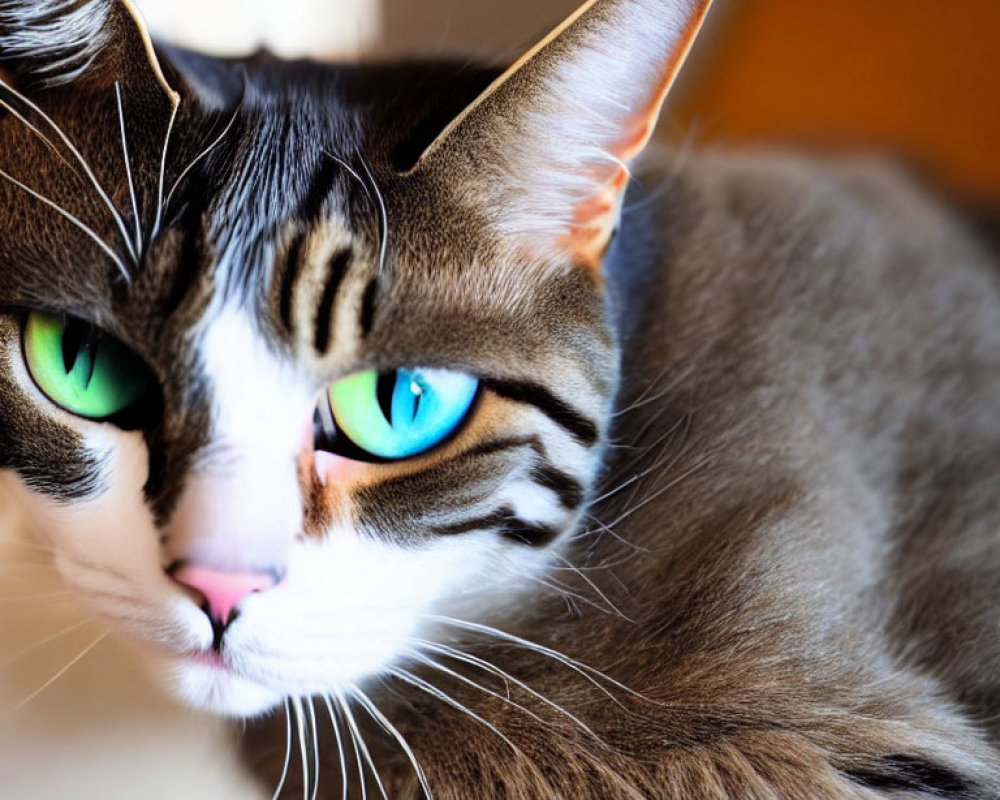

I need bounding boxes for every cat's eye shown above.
[22,311,155,424]
[317,367,480,462]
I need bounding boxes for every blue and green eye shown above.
[22,311,155,424]
[317,367,480,461]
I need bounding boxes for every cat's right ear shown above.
[401,0,712,275]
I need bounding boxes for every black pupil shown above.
[60,318,99,385]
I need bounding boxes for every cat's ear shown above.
[406,0,712,271]
[0,0,178,103]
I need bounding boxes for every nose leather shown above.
[171,563,279,624]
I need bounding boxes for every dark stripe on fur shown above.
[435,505,559,547]
[160,193,210,319]
[530,464,584,509]
[313,248,351,353]
[297,154,342,223]
[457,435,545,462]
[278,232,306,333]
[484,378,599,446]
[359,277,378,337]
[499,515,559,547]
[841,755,978,798]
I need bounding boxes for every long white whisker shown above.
[308,698,320,800]
[406,648,547,727]
[16,630,108,708]
[357,153,389,276]
[388,667,521,756]
[350,685,434,800]
[152,99,180,239]
[291,697,309,800]
[415,639,599,740]
[321,695,349,800]
[426,615,641,703]
[338,690,389,800]
[271,699,293,800]
[162,103,241,217]
[0,167,128,276]
[114,82,142,255]
[0,79,137,265]
[0,95,76,173]
[340,691,368,800]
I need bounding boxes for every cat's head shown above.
[0,0,708,716]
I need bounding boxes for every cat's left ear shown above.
[405,0,712,272]
[0,0,177,99]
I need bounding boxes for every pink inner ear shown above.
[561,6,711,268]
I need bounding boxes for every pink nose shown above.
[171,563,280,624]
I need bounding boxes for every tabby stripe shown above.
[530,464,584,509]
[841,755,977,798]
[483,379,599,447]
[296,151,342,223]
[160,192,210,318]
[499,516,560,547]
[278,232,306,333]
[433,508,557,546]
[359,277,379,337]
[457,435,545,462]
[434,510,507,537]
[314,248,352,354]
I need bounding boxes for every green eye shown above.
[319,367,480,461]
[23,311,154,422]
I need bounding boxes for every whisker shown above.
[152,98,180,240]
[350,684,434,800]
[321,695,349,800]
[0,617,94,670]
[388,667,521,756]
[271,698,293,800]
[425,615,642,704]
[292,696,310,800]
[357,153,389,276]
[308,698,320,800]
[0,94,76,173]
[16,629,108,708]
[0,166,128,276]
[114,82,142,255]
[599,455,713,532]
[547,551,633,621]
[339,691,368,800]
[162,71,246,218]
[405,647,547,727]
[0,79,137,266]
[324,150,389,276]
[337,691,389,800]
[414,639,599,740]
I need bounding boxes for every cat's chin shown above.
[168,658,283,718]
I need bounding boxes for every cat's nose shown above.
[169,563,281,628]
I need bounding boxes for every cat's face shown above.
[0,0,707,716]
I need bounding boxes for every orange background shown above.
[383,0,1000,203]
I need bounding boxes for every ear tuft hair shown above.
[0,0,115,86]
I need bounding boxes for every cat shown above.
[1,0,999,797]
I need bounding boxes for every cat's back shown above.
[620,145,1000,738]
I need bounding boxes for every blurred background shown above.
[136,0,1000,204]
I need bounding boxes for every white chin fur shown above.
[169,659,282,718]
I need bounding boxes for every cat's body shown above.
[239,145,1000,798]
[0,1,998,798]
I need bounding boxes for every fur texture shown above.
[0,1,998,798]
